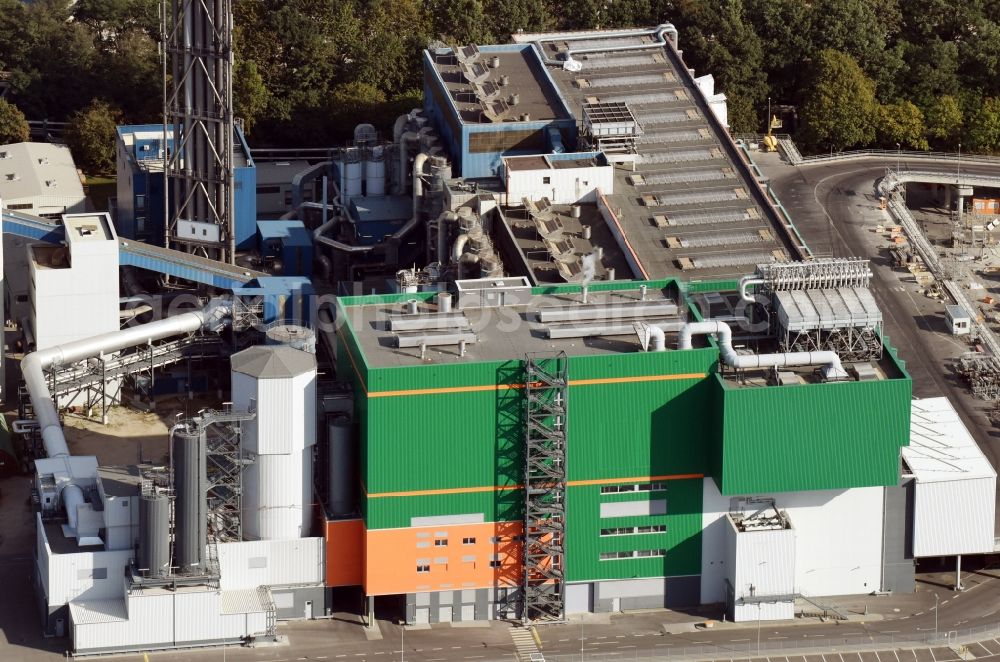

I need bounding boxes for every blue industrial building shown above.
[423,44,577,179]
[257,220,314,278]
[114,124,258,250]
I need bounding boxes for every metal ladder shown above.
[521,352,568,624]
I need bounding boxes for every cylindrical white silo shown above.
[344,149,363,202]
[231,345,317,540]
[365,145,386,197]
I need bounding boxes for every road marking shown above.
[464,657,485,660]
[915,612,924,616]
[616,634,626,638]
[558,638,569,642]
[769,636,789,640]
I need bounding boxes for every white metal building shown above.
[218,537,326,619]
[30,212,120,351]
[904,397,997,557]
[724,511,796,622]
[945,304,972,336]
[502,152,614,205]
[231,345,317,541]
[0,142,86,216]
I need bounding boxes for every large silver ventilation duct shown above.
[676,320,847,380]
[22,301,232,460]
[21,301,231,534]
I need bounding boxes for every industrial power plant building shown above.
[1,18,996,657]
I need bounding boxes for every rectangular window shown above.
[489,559,502,568]
[599,549,666,561]
[435,539,448,547]
[256,185,281,194]
[8,203,32,210]
[416,565,430,573]
[135,194,145,210]
[543,176,551,184]
[462,537,476,545]
[248,557,267,569]
[599,525,666,537]
[600,499,668,518]
[600,482,667,494]
[136,216,146,233]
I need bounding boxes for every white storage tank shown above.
[365,146,386,197]
[231,345,317,540]
[343,150,363,202]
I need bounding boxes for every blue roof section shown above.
[2,209,266,290]
[257,220,311,246]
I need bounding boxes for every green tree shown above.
[799,49,878,151]
[674,0,767,133]
[0,98,29,144]
[65,99,122,174]
[429,0,494,45]
[483,0,555,40]
[234,59,270,135]
[876,100,929,150]
[925,95,963,148]
[967,97,1000,154]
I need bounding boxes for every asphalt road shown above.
[756,154,1000,481]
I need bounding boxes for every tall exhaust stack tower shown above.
[162,0,236,263]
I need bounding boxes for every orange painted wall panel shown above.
[325,518,364,587]
[364,521,523,596]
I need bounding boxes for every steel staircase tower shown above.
[522,352,568,624]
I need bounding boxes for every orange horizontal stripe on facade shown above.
[366,372,706,398]
[365,473,704,498]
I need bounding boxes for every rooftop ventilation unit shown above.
[455,44,481,65]
[461,61,491,85]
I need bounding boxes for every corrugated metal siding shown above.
[913,477,997,556]
[174,591,225,643]
[366,488,522,530]
[74,593,174,652]
[46,548,133,606]
[243,448,311,540]
[716,375,911,494]
[565,479,702,583]
[218,538,324,590]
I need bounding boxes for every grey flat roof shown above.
[344,283,686,368]
[430,47,568,124]
[231,345,316,378]
[512,29,798,279]
[0,142,85,202]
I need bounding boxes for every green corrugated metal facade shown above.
[334,279,912,586]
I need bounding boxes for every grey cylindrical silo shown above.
[327,414,355,517]
[172,426,207,574]
[138,493,171,578]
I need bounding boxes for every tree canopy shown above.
[1,0,1000,155]
[0,98,29,145]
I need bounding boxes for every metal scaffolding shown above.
[956,352,1000,400]
[162,0,236,263]
[522,352,568,624]
[182,406,255,543]
[17,336,226,434]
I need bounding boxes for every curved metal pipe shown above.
[648,325,666,351]
[739,276,765,303]
[678,320,846,380]
[452,233,470,264]
[398,131,420,196]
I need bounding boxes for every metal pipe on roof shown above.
[677,320,847,380]
[534,24,679,67]
[739,275,765,303]
[648,325,665,351]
